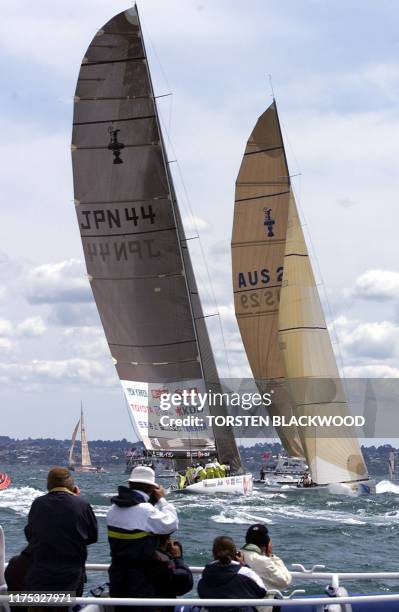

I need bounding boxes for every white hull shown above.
[71,466,106,474]
[263,479,376,496]
[175,473,253,495]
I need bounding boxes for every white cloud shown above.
[343,364,399,378]
[26,259,92,304]
[0,318,13,336]
[0,338,14,353]
[0,358,116,387]
[353,270,399,301]
[16,316,47,338]
[63,327,109,360]
[183,214,209,234]
[332,315,399,363]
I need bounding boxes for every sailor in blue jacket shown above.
[198,535,267,612]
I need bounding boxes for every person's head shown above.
[159,534,183,557]
[245,524,270,552]
[212,536,237,565]
[128,465,158,495]
[47,467,75,492]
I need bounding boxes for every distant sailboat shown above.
[388,451,395,480]
[69,405,104,473]
[232,100,375,494]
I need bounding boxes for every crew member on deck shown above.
[299,472,313,488]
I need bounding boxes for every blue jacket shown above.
[198,560,266,612]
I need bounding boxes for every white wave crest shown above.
[0,486,44,516]
[376,480,399,495]
[211,510,272,525]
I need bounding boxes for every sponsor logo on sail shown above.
[108,126,125,164]
[263,207,275,237]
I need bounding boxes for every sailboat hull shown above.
[70,466,107,474]
[174,473,253,495]
[262,478,376,496]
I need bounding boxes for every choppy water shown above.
[1,465,399,596]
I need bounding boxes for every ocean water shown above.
[1,464,399,597]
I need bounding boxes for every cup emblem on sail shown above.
[263,207,275,237]
[108,126,125,164]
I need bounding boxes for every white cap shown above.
[128,465,158,487]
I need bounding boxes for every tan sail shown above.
[232,102,304,457]
[80,407,92,467]
[278,194,368,484]
[68,420,80,466]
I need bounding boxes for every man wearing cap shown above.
[240,523,291,594]
[24,467,98,595]
[107,465,178,602]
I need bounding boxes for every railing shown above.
[86,562,399,581]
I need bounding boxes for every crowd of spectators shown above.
[5,465,292,611]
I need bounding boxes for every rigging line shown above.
[139,13,174,135]
[159,112,232,378]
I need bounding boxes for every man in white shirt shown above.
[240,523,291,595]
[107,465,178,604]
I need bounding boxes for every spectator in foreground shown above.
[240,524,292,592]
[198,535,266,612]
[107,465,178,605]
[24,467,98,596]
[152,534,193,610]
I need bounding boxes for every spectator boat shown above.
[71,5,252,494]
[232,101,375,496]
[2,525,399,610]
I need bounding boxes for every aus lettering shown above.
[238,267,283,289]
[240,288,281,310]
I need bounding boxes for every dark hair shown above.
[128,482,155,495]
[245,524,270,548]
[47,467,74,492]
[212,536,236,565]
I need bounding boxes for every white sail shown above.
[80,407,92,467]
[388,451,395,480]
[278,193,368,485]
[68,420,80,466]
[232,102,304,458]
[233,100,370,487]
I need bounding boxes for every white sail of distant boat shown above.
[232,100,374,493]
[388,451,395,480]
[68,404,99,473]
[71,5,252,494]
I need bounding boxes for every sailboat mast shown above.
[136,7,242,470]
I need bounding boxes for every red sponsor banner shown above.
[151,388,168,399]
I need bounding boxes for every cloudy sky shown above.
[1,0,399,440]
